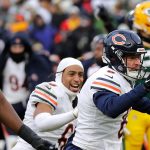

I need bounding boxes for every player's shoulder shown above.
[90,66,118,80]
[36,81,58,89]
[90,66,122,95]
[30,81,58,110]
[34,81,60,97]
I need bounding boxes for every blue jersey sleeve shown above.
[93,84,148,118]
[132,97,150,113]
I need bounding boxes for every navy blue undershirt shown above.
[93,84,150,118]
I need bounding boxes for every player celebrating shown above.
[12,57,84,150]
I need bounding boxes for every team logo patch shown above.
[105,74,113,79]
[112,34,126,45]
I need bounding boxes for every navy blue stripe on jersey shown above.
[97,77,120,87]
[93,84,148,118]
[36,86,57,99]
[91,77,121,94]
[91,86,117,93]
[32,94,55,110]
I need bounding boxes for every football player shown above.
[65,30,150,150]
[12,57,84,150]
[125,1,150,150]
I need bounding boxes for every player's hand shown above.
[144,74,150,90]
[35,138,57,150]
[18,124,58,150]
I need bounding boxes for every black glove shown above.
[35,139,57,150]
[144,74,150,91]
[18,124,57,150]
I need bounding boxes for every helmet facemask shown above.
[121,53,146,81]
[102,47,146,82]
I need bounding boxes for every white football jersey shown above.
[87,63,101,78]
[15,82,76,150]
[73,66,132,150]
[2,58,29,104]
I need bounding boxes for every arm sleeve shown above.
[93,84,148,118]
[132,97,150,114]
[34,110,76,132]
[18,124,55,149]
[18,124,43,148]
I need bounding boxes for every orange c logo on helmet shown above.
[112,34,126,45]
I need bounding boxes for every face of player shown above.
[62,65,84,93]
[124,54,142,71]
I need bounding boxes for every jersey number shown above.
[118,110,129,138]
[9,75,19,91]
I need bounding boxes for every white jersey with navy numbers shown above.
[3,58,29,104]
[73,66,132,150]
[14,82,76,150]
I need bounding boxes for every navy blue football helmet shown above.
[102,30,146,81]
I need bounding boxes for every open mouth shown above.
[70,85,80,92]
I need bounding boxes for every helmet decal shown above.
[112,34,126,45]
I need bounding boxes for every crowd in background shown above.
[0,0,143,59]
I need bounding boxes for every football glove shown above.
[18,124,57,150]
